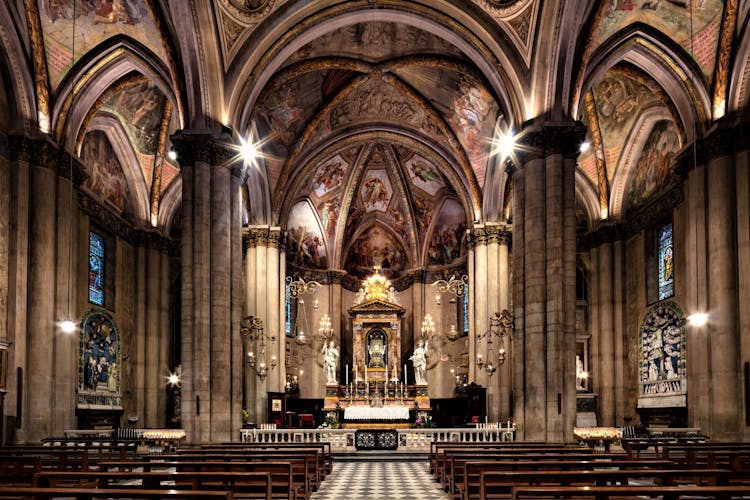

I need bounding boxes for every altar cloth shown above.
[344,405,410,420]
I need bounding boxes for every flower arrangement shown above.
[319,414,340,429]
[413,413,435,428]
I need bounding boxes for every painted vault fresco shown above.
[38,0,167,90]
[360,169,393,212]
[427,199,467,267]
[78,308,122,409]
[626,120,680,212]
[287,200,327,269]
[97,76,168,185]
[405,154,445,196]
[344,225,408,279]
[311,154,348,198]
[80,130,129,214]
[592,66,667,182]
[593,1,724,77]
[288,21,463,63]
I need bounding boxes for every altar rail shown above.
[240,426,515,452]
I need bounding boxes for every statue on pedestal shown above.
[322,340,339,385]
[410,339,428,385]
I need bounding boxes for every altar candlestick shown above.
[365,366,368,384]
[404,364,407,386]
[345,364,349,386]
[385,365,388,383]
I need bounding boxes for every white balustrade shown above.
[240,426,515,451]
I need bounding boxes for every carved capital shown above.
[485,224,512,245]
[171,131,238,168]
[468,225,489,247]
[514,121,587,166]
[10,136,58,170]
[267,227,285,249]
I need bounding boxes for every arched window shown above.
[88,232,105,306]
[657,223,674,301]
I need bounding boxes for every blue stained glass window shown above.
[285,284,292,337]
[658,223,674,300]
[462,283,469,335]
[88,232,105,306]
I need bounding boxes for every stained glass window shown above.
[285,283,293,337]
[658,223,674,300]
[88,232,105,306]
[462,283,469,335]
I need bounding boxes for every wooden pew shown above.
[207,442,333,475]
[0,486,234,499]
[33,470,272,499]
[479,469,731,500]
[456,459,673,500]
[511,485,750,500]
[98,460,298,500]
[166,450,320,496]
[0,455,41,485]
[440,451,618,492]
[430,442,567,476]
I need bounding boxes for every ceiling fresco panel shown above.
[403,153,446,196]
[344,225,409,279]
[287,200,327,269]
[38,0,167,90]
[626,120,680,212]
[427,198,467,267]
[80,130,129,215]
[592,1,724,78]
[288,21,464,64]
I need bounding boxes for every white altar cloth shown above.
[344,405,410,420]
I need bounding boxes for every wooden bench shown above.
[98,460,298,500]
[479,469,731,500]
[207,442,333,475]
[510,485,750,500]
[456,459,673,500]
[0,487,234,499]
[33,470,272,499]
[429,442,559,474]
[440,451,620,492]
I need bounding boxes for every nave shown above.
[312,459,447,500]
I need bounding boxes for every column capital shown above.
[676,120,750,174]
[512,120,587,167]
[10,135,88,185]
[467,223,511,248]
[171,130,238,168]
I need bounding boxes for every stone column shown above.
[173,131,243,443]
[704,128,739,440]
[511,122,584,441]
[14,139,58,442]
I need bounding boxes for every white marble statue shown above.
[322,340,339,385]
[410,339,428,385]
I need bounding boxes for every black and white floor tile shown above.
[312,461,448,500]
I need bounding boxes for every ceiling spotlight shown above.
[240,137,258,164]
[167,373,180,386]
[687,312,709,327]
[580,141,591,153]
[167,150,177,161]
[496,131,515,159]
[59,320,77,334]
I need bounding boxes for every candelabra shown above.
[476,310,514,377]
[286,276,322,346]
[420,313,435,342]
[240,316,276,381]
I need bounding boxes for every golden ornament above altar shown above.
[354,266,400,305]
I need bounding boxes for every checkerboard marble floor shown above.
[312,461,448,499]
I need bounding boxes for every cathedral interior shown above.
[0,0,749,446]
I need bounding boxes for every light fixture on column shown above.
[318,314,334,342]
[421,313,435,342]
[432,274,468,342]
[240,316,276,381]
[286,276,322,346]
[476,309,514,377]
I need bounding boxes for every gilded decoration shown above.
[78,308,123,410]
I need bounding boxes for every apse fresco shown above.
[344,225,408,278]
[80,130,129,214]
[411,190,434,234]
[360,170,393,212]
[626,120,680,211]
[427,199,466,267]
[593,1,723,77]
[38,0,166,89]
[311,155,348,198]
[405,154,444,195]
[287,201,327,269]
[99,78,167,155]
